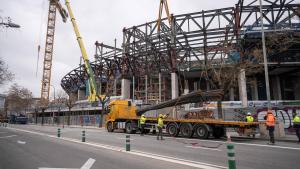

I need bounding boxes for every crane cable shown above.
[35,0,47,77]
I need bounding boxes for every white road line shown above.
[80,158,95,169]
[0,135,17,138]
[17,140,26,144]
[129,151,226,169]
[9,128,225,169]
[185,145,222,151]
[39,167,78,169]
[39,158,95,169]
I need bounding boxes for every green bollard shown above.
[82,130,85,142]
[126,135,130,151]
[57,128,61,138]
[227,144,236,169]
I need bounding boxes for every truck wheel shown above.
[212,126,224,139]
[194,124,210,139]
[144,129,150,134]
[107,122,114,132]
[180,123,193,138]
[125,122,135,134]
[166,122,179,137]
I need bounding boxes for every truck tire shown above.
[144,129,150,134]
[107,122,114,132]
[179,123,193,138]
[125,122,136,134]
[212,126,225,139]
[194,124,210,139]
[166,122,179,137]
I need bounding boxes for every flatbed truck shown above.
[105,92,261,139]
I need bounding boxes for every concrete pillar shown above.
[206,81,210,91]
[251,78,258,100]
[194,81,198,91]
[159,73,162,102]
[230,87,235,101]
[78,89,86,100]
[132,76,135,101]
[171,73,179,99]
[184,80,190,111]
[238,69,248,107]
[272,76,282,100]
[121,78,130,99]
[113,79,117,96]
[145,75,148,104]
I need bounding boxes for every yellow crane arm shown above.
[157,0,172,33]
[65,0,98,102]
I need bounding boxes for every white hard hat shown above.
[247,112,251,115]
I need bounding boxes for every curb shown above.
[231,136,298,143]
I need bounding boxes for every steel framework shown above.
[61,0,300,99]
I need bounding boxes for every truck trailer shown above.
[105,90,261,139]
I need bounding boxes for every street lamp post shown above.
[259,0,271,109]
[50,85,56,125]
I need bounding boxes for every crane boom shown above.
[65,0,98,102]
[157,0,172,33]
[40,0,68,105]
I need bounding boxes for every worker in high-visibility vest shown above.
[264,109,276,145]
[245,112,254,122]
[157,114,168,140]
[293,112,300,143]
[139,115,147,136]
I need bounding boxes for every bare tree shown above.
[56,90,67,128]
[6,83,33,116]
[65,94,77,126]
[0,57,14,87]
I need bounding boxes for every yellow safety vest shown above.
[294,115,300,124]
[158,117,164,127]
[246,116,254,122]
[140,116,146,125]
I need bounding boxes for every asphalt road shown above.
[1,124,300,169]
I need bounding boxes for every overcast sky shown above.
[0,0,237,98]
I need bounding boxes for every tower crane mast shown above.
[40,0,68,105]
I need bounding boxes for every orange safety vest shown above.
[266,113,275,126]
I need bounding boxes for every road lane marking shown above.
[129,150,226,169]
[9,128,225,169]
[17,140,26,144]
[80,158,95,169]
[185,145,222,151]
[39,158,95,169]
[39,167,78,169]
[0,135,17,138]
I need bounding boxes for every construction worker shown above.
[264,109,276,145]
[293,112,300,143]
[139,115,147,136]
[157,113,169,140]
[245,112,254,122]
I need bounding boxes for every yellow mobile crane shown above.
[65,0,99,102]
[41,0,101,104]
